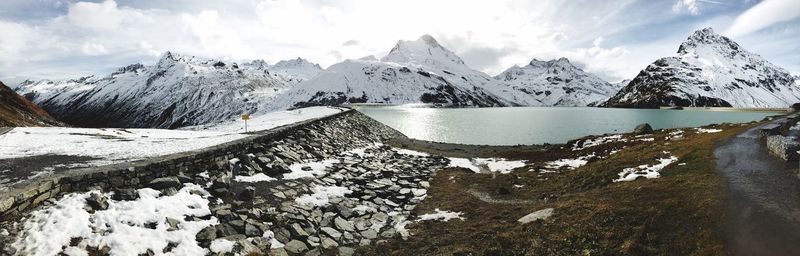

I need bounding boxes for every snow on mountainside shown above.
[266,35,521,110]
[603,28,800,108]
[268,57,323,85]
[494,58,622,106]
[15,52,314,128]
[614,79,632,88]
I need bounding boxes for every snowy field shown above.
[183,106,345,133]
[0,107,344,165]
[0,128,249,166]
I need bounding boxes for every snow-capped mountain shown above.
[603,28,800,108]
[494,58,621,106]
[15,52,303,128]
[266,35,520,110]
[0,81,60,127]
[268,57,323,85]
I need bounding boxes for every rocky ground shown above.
[0,112,454,255]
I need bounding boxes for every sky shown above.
[0,0,798,86]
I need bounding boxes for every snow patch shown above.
[416,209,464,222]
[234,173,277,183]
[394,148,430,157]
[573,135,625,151]
[695,128,723,133]
[210,239,236,253]
[12,184,216,256]
[294,185,353,207]
[614,153,679,182]
[284,159,340,179]
[544,153,595,170]
[447,157,526,174]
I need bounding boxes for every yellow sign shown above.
[241,114,250,120]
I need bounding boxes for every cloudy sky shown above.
[0,0,798,85]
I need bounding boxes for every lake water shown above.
[354,106,781,145]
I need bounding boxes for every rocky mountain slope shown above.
[603,28,800,108]
[15,52,314,128]
[265,35,523,110]
[0,81,60,127]
[495,58,621,106]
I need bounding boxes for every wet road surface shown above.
[715,121,800,255]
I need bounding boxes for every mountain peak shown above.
[677,27,742,55]
[382,34,466,66]
[529,57,574,68]
[273,57,322,70]
[418,34,440,47]
[155,51,188,68]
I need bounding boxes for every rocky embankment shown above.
[2,111,450,255]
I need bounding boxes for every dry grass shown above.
[365,123,755,255]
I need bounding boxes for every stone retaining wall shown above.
[0,110,404,220]
[763,115,800,161]
[766,135,800,161]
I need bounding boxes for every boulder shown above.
[244,223,262,237]
[85,193,108,211]
[633,123,654,134]
[517,208,554,224]
[111,188,139,201]
[289,223,309,237]
[338,247,355,256]
[321,237,339,249]
[237,186,256,201]
[146,177,181,190]
[334,217,355,232]
[165,217,180,231]
[283,240,309,254]
[196,226,217,245]
[320,227,342,239]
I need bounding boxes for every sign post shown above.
[242,114,250,133]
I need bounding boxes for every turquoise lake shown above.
[354,106,781,145]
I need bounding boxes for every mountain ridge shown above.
[603,28,800,108]
[495,57,621,106]
[15,52,317,128]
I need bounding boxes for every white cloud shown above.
[673,0,701,16]
[565,37,632,81]
[0,0,796,85]
[66,0,127,30]
[725,0,800,37]
[81,42,109,56]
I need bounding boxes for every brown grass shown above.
[365,123,754,255]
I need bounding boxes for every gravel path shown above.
[714,119,800,256]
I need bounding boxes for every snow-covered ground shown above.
[0,127,248,166]
[572,134,625,151]
[545,153,595,170]
[294,185,353,207]
[0,107,344,167]
[695,128,723,134]
[12,184,217,256]
[416,209,464,222]
[614,152,679,182]
[446,157,526,174]
[184,106,346,133]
